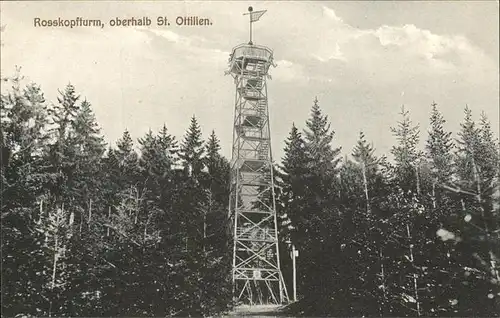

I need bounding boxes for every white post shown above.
[292,244,297,302]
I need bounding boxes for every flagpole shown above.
[245,7,266,45]
[248,6,253,45]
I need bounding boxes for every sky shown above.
[1,1,499,161]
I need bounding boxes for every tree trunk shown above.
[144,212,152,243]
[50,210,60,318]
[472,157,500,282]
[415,164,421,197]
[379,248,387,316]
[362,162,370,213]
[38,199,43,224]
[431,181,437,209]
[88,199,92,230]
[79,212,83,235]
[406,223,420,317]
[203,191,211,253]
[134,188,139,225]
[107,206,111,237]
[51,224,59,289]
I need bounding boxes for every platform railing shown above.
[230,43,274,63]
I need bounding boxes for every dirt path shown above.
[223,305,295,317]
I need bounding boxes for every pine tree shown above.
[115,130,139,178]
[1,70,51,317]
[278,124,308,240]
[391,106,423,195]
[70,99,106,225]
[59,98,106,315]
[302,97,342,230]
[72,100,106,165]
[116,130,136,159]
[387,107,436,316]
[477,112,500,195]
[174,116,208,315]
[1,70,49,213]
[156,124,178,173]
[352,131,379,213]
[137,126,178,252]
[34,202,75,317]
[44,84,82,205]
[204,130,229,205]
[455,106,479,186]
[179,116,205,178]
[276,124,306,298]
[303,97,342,177]
[178,116,206,243]
[426,102,455,210]
[348,132,390,315]
[139,125,178,230]
[426,102,454,184]
[199,130,232,315]
[105,130,139,206]
[450,107,500,316]
[285,98,343,311]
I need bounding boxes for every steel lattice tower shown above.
[227,7,289,305]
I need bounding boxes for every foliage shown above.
[2,71,499,317]
[280,100,500,317]
[1,73,232,317]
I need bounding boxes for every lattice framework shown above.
[227,43,289,305]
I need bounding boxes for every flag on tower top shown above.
[250,10,267,22]
[244,7,267,45]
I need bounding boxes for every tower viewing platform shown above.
[228,44,275,77]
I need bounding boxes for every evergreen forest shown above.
[1,69,499,317]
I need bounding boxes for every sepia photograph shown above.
[1,1,499,317]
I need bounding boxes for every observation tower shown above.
[227,7,289,305]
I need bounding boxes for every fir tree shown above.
[179,116,205,178]
[285,99,343,311]
[450,107,500,316]
[1,72,49,214]
[174,116,208,314]
[278,124,310,249]
[199,130,232,315]
[301,97,342,230]
[391,105,423,195]
[1,70,51,317]
[156,124,178,172]
[115,130,139,175]
[70,99,106,223]
[426,102,455,209]
[204,130,229,204]
[426,102,454,184]
[44,84,82,203]
[352,131,379,213]
[303,97,342,176]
